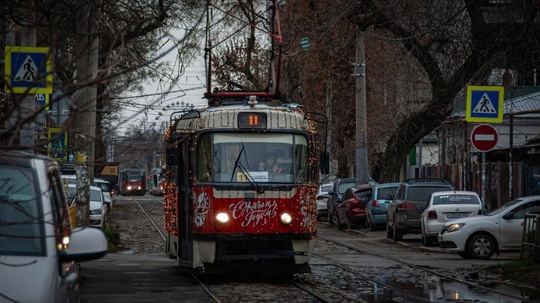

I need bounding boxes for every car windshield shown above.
[0,165,45,256]
[338,182,356,195]
[376,186,398,200]
[354,189,372,200]
[90,189,103,202]
[487,198,523,216]
[432,194,480,205]
[94,181,111,193]
[408,186,451,201]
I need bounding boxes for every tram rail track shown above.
[131,197,342,303]
[130,196,538,302]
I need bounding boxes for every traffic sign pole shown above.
[470,124,498,210]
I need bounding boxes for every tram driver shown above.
[258,153,282,174]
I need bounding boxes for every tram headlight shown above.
[216,212,229,223]
[280,212,292,225]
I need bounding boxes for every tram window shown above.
[198,135,213,182]
[198,133,310,183]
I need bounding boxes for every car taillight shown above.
[427,210,437,219]
[371,200,380,207]
[397,202,416,210]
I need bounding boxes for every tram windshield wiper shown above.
[230,143,264,193]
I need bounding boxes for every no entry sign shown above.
[471,124,498,152]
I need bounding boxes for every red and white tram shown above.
[163,95,328,275]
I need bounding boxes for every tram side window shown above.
[294,137,309,182]
[197,134,213,182]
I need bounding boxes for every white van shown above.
[0,150,107,302]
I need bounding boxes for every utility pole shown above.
[354,29,369,184]
[73,0,99,226]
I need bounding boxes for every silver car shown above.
[420,191,483,247]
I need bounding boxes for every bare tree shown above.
[281,0,540,182]
[1,0,203,158]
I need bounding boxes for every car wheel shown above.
[466,233,495,260]
[457,251,471,259]
[386,221,393,239]
[327,206,333,223]
[393,223,403,242]
[331,210,341,228]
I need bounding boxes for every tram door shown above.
[178,136,193,261]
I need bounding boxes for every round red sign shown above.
[471,124,498,152]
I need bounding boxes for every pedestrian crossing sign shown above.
[4,46,53,94]
[466,85,504,123]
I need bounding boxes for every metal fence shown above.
[521,213,540,261]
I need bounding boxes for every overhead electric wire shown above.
[113,7,206,131]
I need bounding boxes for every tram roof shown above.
[170,98,316,133]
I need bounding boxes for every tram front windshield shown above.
[197,133,309,184]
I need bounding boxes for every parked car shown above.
[326,178,357,225]
[365,182,400,231]
[318,183,333,196]
[333,184,373,229]
[439,195,540,259]
[315,183,333,221]
[316,194,329,221]
[94,178,113,212]
[387,178,453,242]
[0,150,107,303]
[420,191,483,247]
[63,175,113,213]
[89,186,107,228]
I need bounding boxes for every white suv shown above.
[0,150,107,302]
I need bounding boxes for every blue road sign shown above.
[4,46,53,94]
[466,86,504,123]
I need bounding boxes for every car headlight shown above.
[280,212,292,225]
[127,186,132,190]
[447,223,465,233]
[90,209,103,215]
[216,212,229,223]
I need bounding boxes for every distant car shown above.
[365,182,400,231]
[0,150,107,303]
[334,184,373,229]
[63,175,113,213]
[326,178,357,225]
[316,183,333,221]
[439,195,540,259]
[387,178,453,242]
[89,186,107,229]
[150,180,165,196]
[94,178,113,212]
[318,183,332,196]
[420,191,483,247]
[316,194,329,220]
